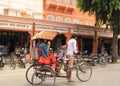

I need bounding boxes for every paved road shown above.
[0,62,120,86]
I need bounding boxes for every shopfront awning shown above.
[32,30,58,40]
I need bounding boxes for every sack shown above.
[48,52,56,70]
[48,52,56,63]
[38,53,56,64]
[38,56,50,64]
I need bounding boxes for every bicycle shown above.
[26,59,56,86]
[0,52,5,70]
[89,53,107,67]
[26,47,56,86]
[26,56,92,86]
[25,59,42,84]
[7,50,26,69]
[31,64,56,86]
[56,53,92,82]
[7,52,16,70]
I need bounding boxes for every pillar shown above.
[92,30,98,54]
[27,31,33,61]
[28,22,36,60]
[64,28,71,44]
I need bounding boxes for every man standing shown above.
[66,34,78,82]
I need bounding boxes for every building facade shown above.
[0,0,43,19]
[43,0,95,26]
[0,0,116,58]
[0,0,95,26]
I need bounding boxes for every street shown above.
[0,62,120,86]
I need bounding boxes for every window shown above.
[47,15,54,21]
[4,9,22,17]
[86,21,90,25]
[60,0,65,2]
[73,19,79,24]
[69,0,74,4]
[32,13,43,19]
[56,16,63,22]
[79,21,83,25]
[65,18,71,23]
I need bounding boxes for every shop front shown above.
[0,21,32,57]
[71,29,94,54]
[0,15,116,60]
[0,31,30,55]
[97,30,113,55]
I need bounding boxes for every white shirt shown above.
[66,38,78,55]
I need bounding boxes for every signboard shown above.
[97,31,113,37]
[0,22,32,29]
[36,25,68,33]
[71,29,94,35]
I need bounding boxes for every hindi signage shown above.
[36,25,68,33]
[0,22,32,29]
[97,31,113,37]
[71,29,94,35]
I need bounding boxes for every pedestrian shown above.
[101,44,105,55]
[66,34,78,82]
[47,41,51,51]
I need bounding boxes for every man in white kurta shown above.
[66,34,78,82]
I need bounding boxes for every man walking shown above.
[66,34,78,82]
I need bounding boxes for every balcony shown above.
[45,0,76,14]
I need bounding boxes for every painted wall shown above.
[44,0,96,26]
[0,0,43,19]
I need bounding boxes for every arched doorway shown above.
[52,34,66,51]
[0,30,30,55]
[77,36,93,54]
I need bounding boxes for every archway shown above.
[52,34,66,51]
[0,30,30,55]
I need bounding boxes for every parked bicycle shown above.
[78,50,111,67]
[0,52,5,70]
[7,52,16,70]
[89,52,109,67]
[0,45,5,70]
[8,48,26,69]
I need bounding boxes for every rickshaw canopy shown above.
[32,30,58,40]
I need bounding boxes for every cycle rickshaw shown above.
[25,31,92,86]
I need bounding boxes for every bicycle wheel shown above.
[25,64,41,84]
[8,59,16,70]
[18,58,26,68]
[9,52,16,70]
[76,62,92,82]
[8,56,16,70]
[0,62,4,68]
[31,67,56,86]
[99,56,107,67]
